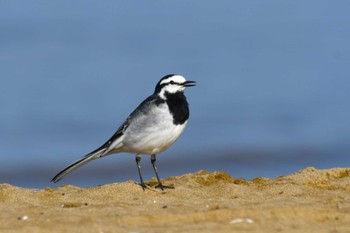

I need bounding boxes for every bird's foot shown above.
[155,182,175,190]
[138,182,149,191]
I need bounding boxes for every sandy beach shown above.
[1,167,350,233]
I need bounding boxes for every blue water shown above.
[1,1,350,188]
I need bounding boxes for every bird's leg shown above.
[135,155,147,190]
[151,154,174,190]
[151,154,163,189]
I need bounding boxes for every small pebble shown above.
[230,218,254,224]
[18,215,29,221]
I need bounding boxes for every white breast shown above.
[121,103,187,154]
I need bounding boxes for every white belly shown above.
[121,103,188,154]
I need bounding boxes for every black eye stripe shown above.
[168,81,181,85]
[158,80,182,90]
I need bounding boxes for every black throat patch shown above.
[164,91,189,125]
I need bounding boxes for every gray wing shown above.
[102,94,163,150]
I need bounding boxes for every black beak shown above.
[183,80,196,87]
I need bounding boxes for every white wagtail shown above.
[51,74,195,190]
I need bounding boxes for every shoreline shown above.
[1,167,350,232]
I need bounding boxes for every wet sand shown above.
[1,167,350,232]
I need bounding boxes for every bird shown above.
[51,74,195,190]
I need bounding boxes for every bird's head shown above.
[154,74,196,99]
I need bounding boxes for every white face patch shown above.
[158,75,187,99]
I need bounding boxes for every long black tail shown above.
[51,147,107,183]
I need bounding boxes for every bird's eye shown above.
[170,81,175,84]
